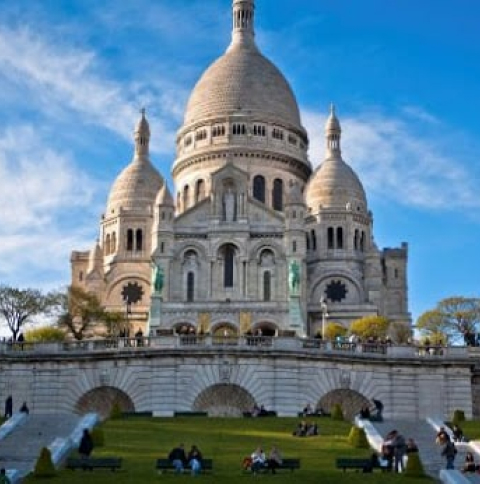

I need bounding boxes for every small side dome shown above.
[106,111,164,214]
[155,184,174,207]
[305,105,367,213]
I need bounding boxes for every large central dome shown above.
[184,43,302,129]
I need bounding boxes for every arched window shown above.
[136,229,143,251]
[306,233,310,251]
[105,234,111,255]
[263,272,271,302]
[354,229,359,250]
[223,244,235,288]
[79,271,83,282]
[360,231,365,252]
[292,240,297,253]
[127,229,134,251]
[183,185,190,210]
[272,178,283,211]
[195,179,205,203]
[253,175,265,203]
[160,242,165,253]
[111,232,116,253]
[187,272,195,302]
[311,229,317,251]
[337,227,343,249]
[327,227,334,249]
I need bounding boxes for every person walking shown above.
[441,437,457,470]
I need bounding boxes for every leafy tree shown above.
[25,326,65,342]
[57,286,108,340]
[323,322,347,341]
[349,315,389,340]
[103,311,127,338]
[416,297,480,343]
[389,321,412,344]
[0,285,58,341]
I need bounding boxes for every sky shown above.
[0,0,479,325]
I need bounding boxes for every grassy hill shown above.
[25,416,432,483]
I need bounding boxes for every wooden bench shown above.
[66,457,123,471]
[335,458,385,472]
[121,411,153,418]
[155,458,213,473]
[173,411,208,417]
[244,458,300,473]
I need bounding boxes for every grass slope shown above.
[25,417,432,483]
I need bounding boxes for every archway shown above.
[317,389,371,420]
[75,386,135,419]
[193,384,255,416]
[252,321,277,336]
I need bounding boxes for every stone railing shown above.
[0,337,470,360]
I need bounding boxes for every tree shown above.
[0,285,58,341]
[323,322,348,341]
[57,286,108,340]
[24,326,66,342]
[349,315,389,340]
[416,297,480,344]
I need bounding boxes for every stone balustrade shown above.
[0,337,470,360]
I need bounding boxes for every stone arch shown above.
[252,320,278,336]
[193,384,255,417]
[75,386,134,419]
[317,389,370,420]
[211,321,238,337]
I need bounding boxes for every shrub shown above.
[109,401,122,420]
[91,427,104,447]
[331,403,344,421]
[33,447,56,477]
[452,409,465,425]
[404,452,425,477]
[25,326,65,343]
[347,426,369,448]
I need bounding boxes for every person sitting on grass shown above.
[169,443,187,474]
[251,447,266,474]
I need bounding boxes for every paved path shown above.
[371,419,480,482]
[0,414,80,477]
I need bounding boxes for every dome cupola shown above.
[305,105,367,213]
[106,110,163,214]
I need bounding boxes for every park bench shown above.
[66,457,123,471]
[173,411,208,417]
[335,458,385,472]
[243,458,300,473]
[155,458,213,473]
[122,411,153,418]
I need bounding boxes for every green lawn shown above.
[25,417,432,484]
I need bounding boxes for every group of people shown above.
[436,426,459,470]
[300,403,327,417]
[244,446,282,474]
[358,399,384,422]
[248,404,273,417]
[4,396,29,419]
[168,443,204,475]
[381,430,418,472]
[292,421,318,437]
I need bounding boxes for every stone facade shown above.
[70,0,410,337]
[0,343,473,420]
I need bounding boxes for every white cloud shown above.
[0,25,180,154]
[302,107,480,211]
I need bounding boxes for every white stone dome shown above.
[305,158,367,212]
[183,43,303,130]
[107,158,164,213]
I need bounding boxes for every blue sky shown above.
[0,0,479,325]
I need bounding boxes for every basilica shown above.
[70,0,410,338]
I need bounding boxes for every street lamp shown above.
[320,297,329,340]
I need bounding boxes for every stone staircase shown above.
[0,414,80,477]
[371,419,480,482]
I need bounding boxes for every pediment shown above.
[247,198,285,229]
[175,198,210,228]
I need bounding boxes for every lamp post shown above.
[125,298,132,342]
[320,297,329,340]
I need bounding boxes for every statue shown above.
[288,260,301,294]
[151,260,164,294]
[223,187,236,222]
